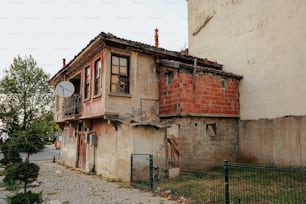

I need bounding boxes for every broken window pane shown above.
[119,76,128,93]
[111,54,129,94]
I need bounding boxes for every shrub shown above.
[6,191,42,204]
[4,160,39,193]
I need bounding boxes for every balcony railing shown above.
[62,94,81,118]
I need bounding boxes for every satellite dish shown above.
[55,81,75,98]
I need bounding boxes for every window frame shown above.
[84,66,90,100]
[110,54,130,94]
[94,59,101,96]
[206,123,217,137]
[221,78,228,90]
[165,71,174,87]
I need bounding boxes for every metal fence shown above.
[153,160,305,204]
[224,161,305,204]
[130,154,153,191]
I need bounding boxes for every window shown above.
[78,122,85,132]
[84,67,90,99]
[221,78,228,90]
[94,59,101,95]
[111,55,129,94]
[165,71,173,86]
[206,123,217,137]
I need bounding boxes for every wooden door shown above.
[77,133,86,169]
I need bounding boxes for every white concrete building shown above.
[188,0,306,167]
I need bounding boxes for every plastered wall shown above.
[188,0,306,167]
[188,0,306,120]
[88,120,166,182]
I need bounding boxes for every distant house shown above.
[49,31,242,181]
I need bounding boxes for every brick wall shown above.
[159,66,240,117]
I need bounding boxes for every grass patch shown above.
[155,165,305,203]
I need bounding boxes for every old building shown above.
[188,0,306,167]
[49,31,242,181]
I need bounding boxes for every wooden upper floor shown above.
[49,32,242,124]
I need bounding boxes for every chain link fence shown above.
[131,155,306,203]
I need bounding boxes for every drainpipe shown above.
[92,145,96,173]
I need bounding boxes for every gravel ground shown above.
[0,161,177,204]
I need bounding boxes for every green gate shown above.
[130,154,154,191]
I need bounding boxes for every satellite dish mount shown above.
[55,81,75,98]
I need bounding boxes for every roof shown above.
[49,32,227,84]
[159,60,243,79]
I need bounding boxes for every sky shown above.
[0,0,188,79]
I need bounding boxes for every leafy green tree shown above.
[0,55,54,203]
[0,55,54,157]
[0,55,53,131]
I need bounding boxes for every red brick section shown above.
[159,66,239,116]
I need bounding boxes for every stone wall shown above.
[164,116,239,169]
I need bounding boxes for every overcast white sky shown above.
[0,0,187,79]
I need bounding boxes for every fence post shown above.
[130,154,133,184]
[149,154,154,191]
[224,160,230,204]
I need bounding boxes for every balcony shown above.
[62,94,81,118]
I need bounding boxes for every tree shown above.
[0,55,54,203]
[4,160,42,204]
[0,55,53,131]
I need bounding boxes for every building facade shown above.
[49,32,242,181]
[188,0,306,167]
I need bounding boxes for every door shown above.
[77,132,86,169]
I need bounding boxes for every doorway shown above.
[77,132,86,169]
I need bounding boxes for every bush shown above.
[0,140,22,165]
[3,161,39,193]
[6,191,42,204]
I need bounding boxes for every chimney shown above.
[154,28,159,48]
[62,58,66,67]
